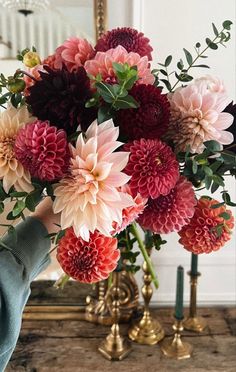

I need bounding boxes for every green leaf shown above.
[222,192,236,206]
[175,72,193,82]
[12,200,25,217]
[9,191,28,198]
[211,202,225,209]
[219,212,231,220]
[204,175,212,190]
[123,75,138,90]
[160,79,172,92]
[212,175,224,187]
[183,48,193,65]
[212,23,219,36]
[191,64,210,68]
[203,166,213,176]
[96,82,116,103]
[205,38,218,50]
[165,55,172,67]
[160,69,168,76]
[204,140,221,152]
[196,42,201,48]
[25,194,36,212]
[221,151,236,164]
[112,62,125,73]
[177,60,184,70]
[97,105,113,124]
[211,182,220,194]
[114,95,139,109]
[223,20,233,30]
[192,160,198,174]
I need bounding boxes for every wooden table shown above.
[6,307,236,372]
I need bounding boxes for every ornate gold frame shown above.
[23,0,107,321]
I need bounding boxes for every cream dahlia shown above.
[14,120,69,181]
[124,138,179,199]
[53,119,134,241]
[167,80,234,153]
[0,105,34,193]
[138,176,196,234]
[112,184,147,234]
[84,45,154,85]
[178,197,234,254]
[57,228,120,283]
[54,37,95,72]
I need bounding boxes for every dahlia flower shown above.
[95,27,153,60]
[138,176,196,234]
[0,105,34,193]
[23,65,44,96]
[124,138,179,199]
[57,228,120,283]
[167,80,234,153]
[84,45,154,85]
[53,119,134,241]
[14,120,69,182]
[112,184,147,234]
[195,75,226,94]
[178,197,234,254]
[53,37,95,72]
[26,66,97,134]
[116,84,170,140]
[224,101,236,153]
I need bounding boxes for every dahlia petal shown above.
[214,112,234,130]
[217,130,234,145]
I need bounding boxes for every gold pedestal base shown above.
[128,316,165,345]
[183,316,207,332]
[98,324,132,361]
[161,334,192,360]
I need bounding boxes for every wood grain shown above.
[6,307,236,372]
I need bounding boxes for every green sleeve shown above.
[0,217,51,371]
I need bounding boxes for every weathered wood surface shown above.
[6,307,236,372]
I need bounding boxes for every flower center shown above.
[150,188,176,212]
[73,245,98,272]
[0,136,16,160]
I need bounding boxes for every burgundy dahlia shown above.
[57,228,120,283]
[26,66,97,135]
[138,176,196,234]
[124,138,179,199]
[95,27,153,60]
[14,120,69,182]
[116,84,170,140]
[224,101,236,153]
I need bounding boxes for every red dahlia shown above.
[95,27,153,60]
[124,138,179,199]
[14,120,69,182]
[57,228,120,283]
[178,197,234,254]
[116,84,170,140]
[138,176,196,234]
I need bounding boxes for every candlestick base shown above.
[161,320,192,360]
[98,324,132,361]
[128,315,165,345]
[183,316,207,332]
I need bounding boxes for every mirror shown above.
[0,0,107,316]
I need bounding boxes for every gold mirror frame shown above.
[23,0,107,321]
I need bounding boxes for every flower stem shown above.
[131,223,159,289]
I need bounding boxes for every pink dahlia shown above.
[53,37,95,72]
[53,119,134,241]
[112,185,147,234]
[57,228,120,283]
[42,54,57,70]
[23,65,44,96]
[14,120,69,182]
[95,27,153,60]
[167,80,234,153]
[116,84,170,140]
[84,45,154,85]
[138,176,196,234]
[178,197,234,254]
[124,138,179,199]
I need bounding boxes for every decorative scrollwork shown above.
[94,0,107,40]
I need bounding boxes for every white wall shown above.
[109,0,236,305]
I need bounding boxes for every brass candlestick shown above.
[128,259,164,345]
[183,272,207,332]
[161,319,192,359]
[98,271,132,360]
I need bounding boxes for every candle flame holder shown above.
[161,319,192,359]
[98,271,132,360]
[128,259,164,345]
[183,272,207,332]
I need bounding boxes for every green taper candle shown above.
[191,253,198,276]
[175,266,184,320]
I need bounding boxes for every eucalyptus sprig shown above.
[156,20,233,92]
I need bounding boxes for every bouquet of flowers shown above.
[0,21,235,287]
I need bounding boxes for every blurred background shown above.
[0,0,235,306]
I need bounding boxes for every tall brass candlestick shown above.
[98,271,131,360]
[183,272,207,332]
[128,256,164,345]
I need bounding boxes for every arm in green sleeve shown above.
[0,217,51,371]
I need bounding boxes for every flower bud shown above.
[23,51,41,68]
[7,78,26,93]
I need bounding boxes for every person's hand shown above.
[31,197,61,234]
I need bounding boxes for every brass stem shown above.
[189,275,198,318]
